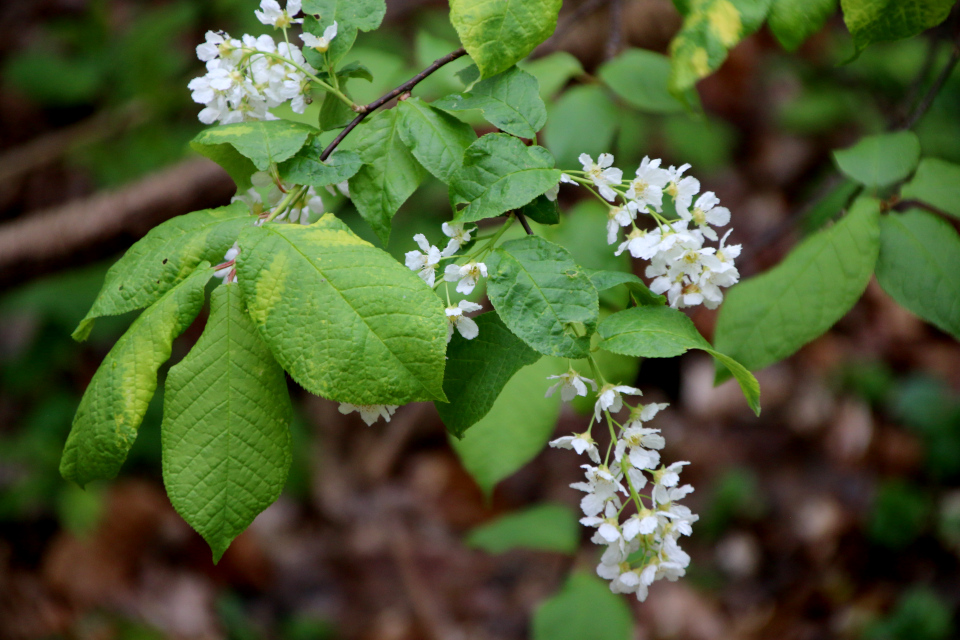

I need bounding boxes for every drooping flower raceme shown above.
[556,153,741,310]
[549,391,698,602]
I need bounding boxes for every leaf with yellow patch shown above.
[236,214,449,405]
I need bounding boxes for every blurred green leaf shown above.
[599,48,697,114]
[869,480,932,548]
[841,0,953,55]
[519,51,584,100]
[768,0,837,51]
[466,504,580,554]
[544,85,619,170]
[833,131,921,188]
[4,51,106,105]
[901,158,960,220]
[532,571,633,640]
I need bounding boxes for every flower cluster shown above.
[548,376,698,601]
[338,402,398,426]
[561,154,741,309]
[188,0,331,124]
[404,223,487,343]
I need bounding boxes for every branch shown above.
[320,47,468,162]
[515,210,535,235]
[0,159,235,289]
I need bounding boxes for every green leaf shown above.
[236,215,448,405]
[434,66,547,139]
[714,197,881,372]
[669,0,772,95]
[449,0,563,78]
[302,0,387,32]
[190,139,258,191]
[518,51,584,100]
[544,85,619,170]
[466,504,579,554]
[73,202,252,341]
[532,572,633,640]
[841,0,953,53]
[319,87,358,130]
[833,130,921,188]
[60,266,213,487]
[519,194,560,225]
[768,0,837,50]
[901,158,960,220]
[875,209,960,340]
[597,305,760,414]
[585,269,666,306]
[599,48,697,114]
[451,133,560,223]
[451,357,564,496]
[162,284,293,563]
[278,143,362,188]
[346,109,426,245]
[436,312,542,437]
[397,97,478,184]
[191,121,318,171]
[486,236,599,359]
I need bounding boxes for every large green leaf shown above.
[73,202,252,341]
[278,142,363,188]
[451,357,564,496]
[768,0,837,50]
[236,215,448,405]
[60,266,213,487]
[669,0,772,95]
[841,0,953,53]
[714,197,881,372]
[302,0,387,32]
[543,85,619,170]
[435,312,541,437]
[833,131,921,188]
[901,158,960,220]
[449,0,562,78]
[599,48,697,114]
[346,109,426,245]
[486,236,599,359]
[875,210,960,340]
[466,504,579,554]
[532,572,633,640]
[190,139,257,191]
[451,133,561,223]
[598,306,760,415]
[191,121,318,171]
[162,284,292,563]
[434,65,547,139]
[397,97,477,184]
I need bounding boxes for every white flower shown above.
[560,173,577,185]
[623,511,660,540]
[338,403,398,426]
[579,153,623,202]
[549,431,601,464]
[664,164,700,213]
[651,461,691,505]
[545,369,597,402]
[300,21,338,52]
[615,227,659,259]
[404,234,441,286]
[614,428,662,470]
[441,222,474,257]
[544,182,560,202]
[606,205,634,245]
[625,156,668,212]
[255,0,302,28]
[679,191,730,241]
[571,465,624,517]
[625,402,669,429]
[445,300,483,342]
[594,384,642,421]
[443,261,487,295]
[214,242,240,284]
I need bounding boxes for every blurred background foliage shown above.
[1,1,960,639]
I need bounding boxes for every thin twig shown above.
[605,0,624,60]
[515,211,535,236]
[902,39,960,130]
[320,48,467,162]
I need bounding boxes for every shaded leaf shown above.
[519,51,584,100]
[544,85,619,170]
[466,504,579,554]
[436,312,541,437]
[532,572,633,640]
[769,0,837,50]
[841,0,953,53]
[278,143,362,188]
[901,158,960,220]
[519,194,560,225]
[585,269,666,306]
[599,48,697,113]
[833,130,921,188]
